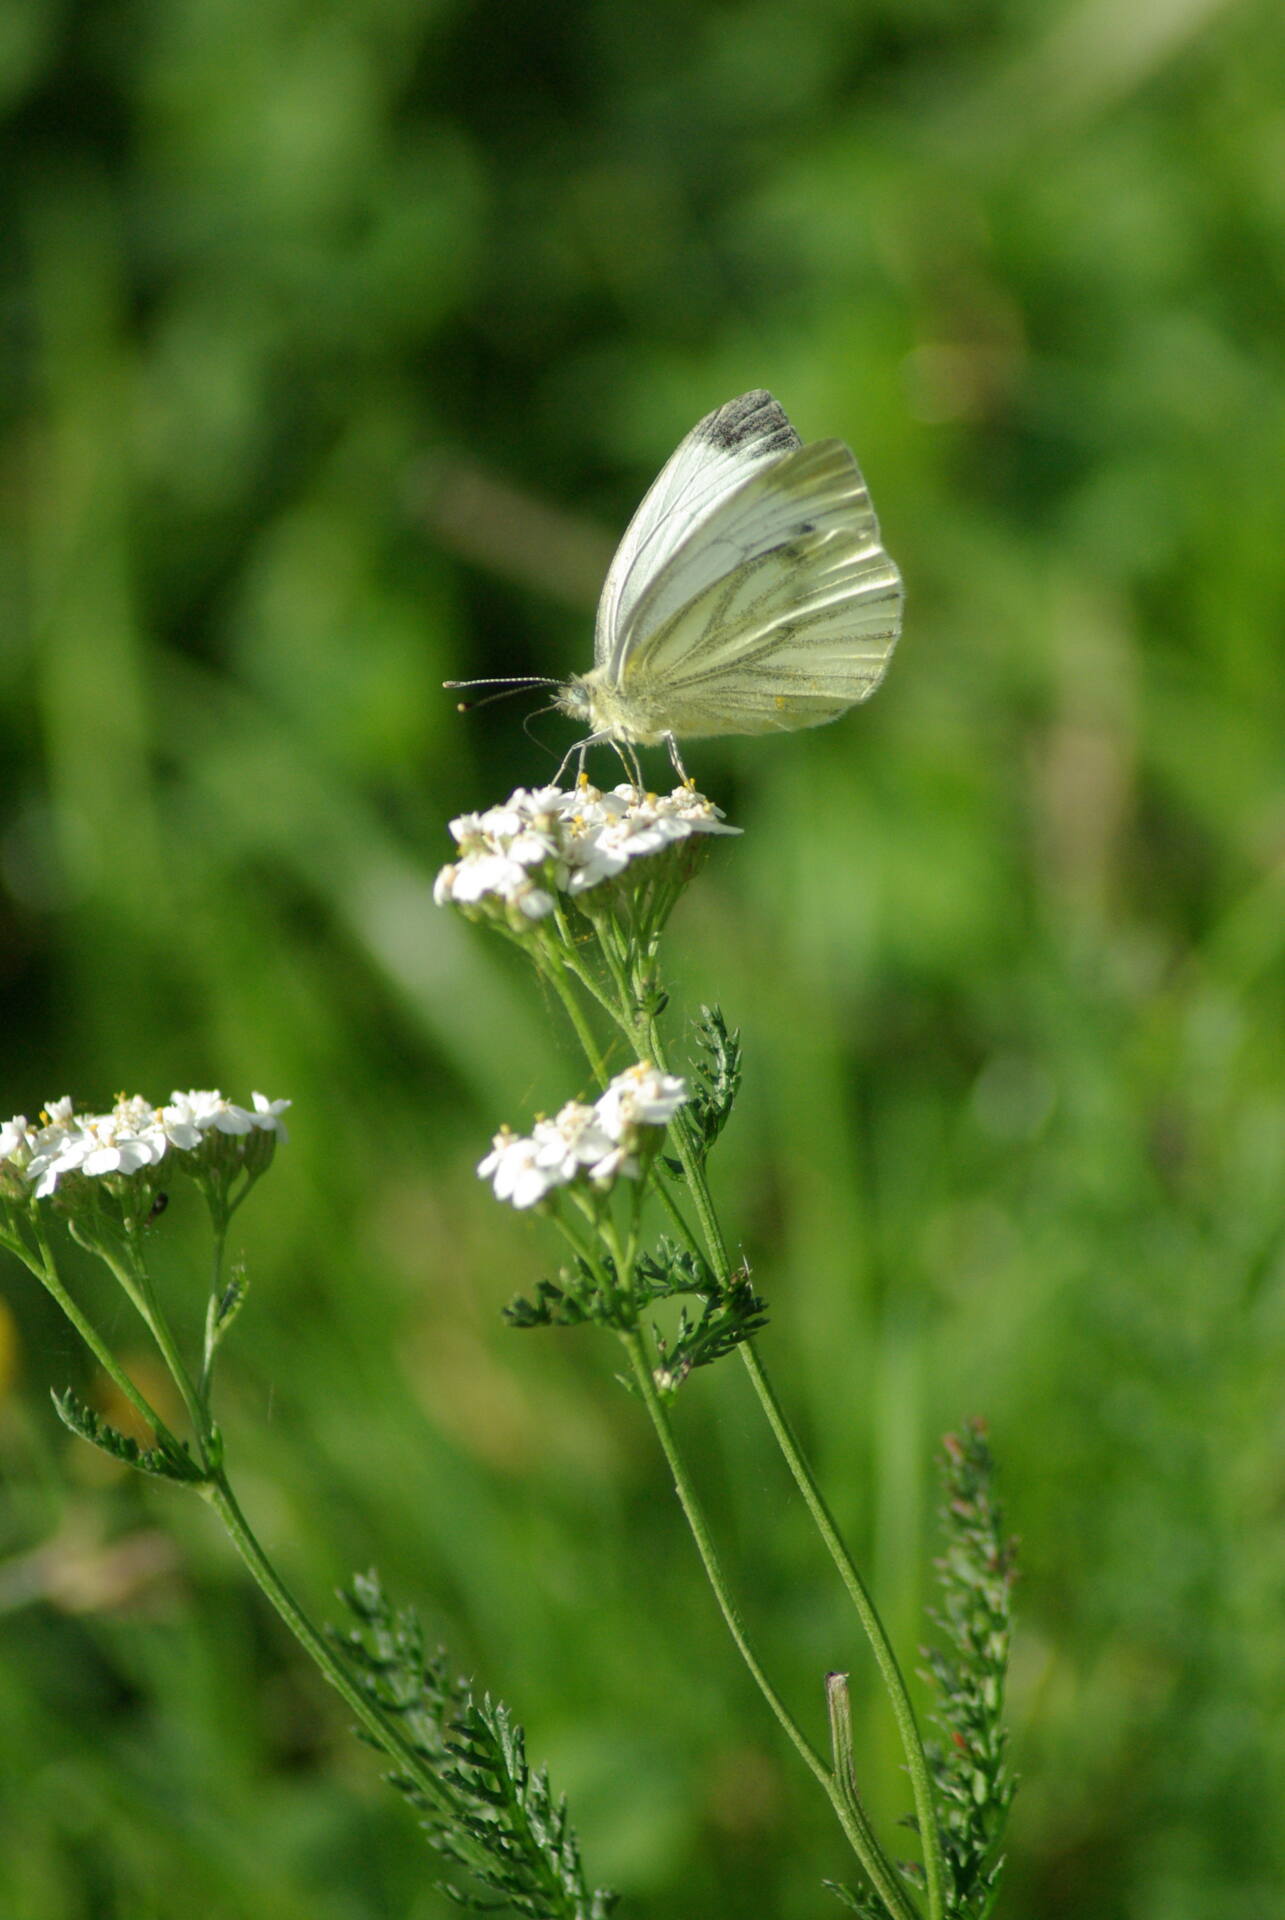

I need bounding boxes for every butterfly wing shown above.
[594,390,802,675]
[607,431,902,740]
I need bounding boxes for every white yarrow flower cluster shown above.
[1,1091,291,1199]
[434,783,740,922]
[479,1063,687,1209]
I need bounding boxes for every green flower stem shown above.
[619,1326,920,1920]
[113,1237,213,1469]
[225,1164,265,1223]
[558,941,635,1036]
[202,1469,469,1830]
[538,948,613,1088]
[588,912,636,1015]
[67,1222,155,1331]
[544,937,943,1914]
[651,1168,705,1263]
[23,1214,186,1455]
[742,1340,945,1919]
[638,1009,947,1920]
[553,1198,626,1320]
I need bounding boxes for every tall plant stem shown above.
[547,951,944,1917]
[618,1328,920,1920]
[203,1471,473,1832]
[739,1340,945,1919]
[639,1009,947,1920]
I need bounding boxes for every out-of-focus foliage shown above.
[2,0,1283,1915]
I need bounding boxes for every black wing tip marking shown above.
[698,389,802,458]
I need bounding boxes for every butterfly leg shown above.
[552,731,619,790]
[552,738,587,787]
[664,733,694,788]
[612,739,645,796]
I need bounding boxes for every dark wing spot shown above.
[697,390,802,458]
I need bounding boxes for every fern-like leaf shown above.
[921,1420,1017,1918]
[685,1005,742,1164]
[823,1879,891,1918]
[504,1257,630,1333]
[649,1269,768,1392]
[633,1238,768,1391]
[505,1238,766,1390]
[213,1260,250,1338]
[51,1387,203,1483]
[332,1571,616,1920]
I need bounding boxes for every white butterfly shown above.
[449,389,902,784]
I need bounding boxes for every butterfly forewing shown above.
[594,390,801,674]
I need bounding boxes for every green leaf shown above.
[685,1004,742,1163]
[823,1878,889,1917]
[503,1238,767,1385]
[504,1257,634,1335]
[213,1260,250,1338]
[634,1238,768,1391]
[633,1237,716,1300]
[332,1570,617,1920]
[920,1419,1017,1918]
[650,1274,769,1392]
[51,1387,203,1483]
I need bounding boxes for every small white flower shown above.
[564,832,631,893]
[514,882,556,920]
[159,1092,205,1150]
[28,1129,91,1197]
[69,1100,164,1178]
[448,851,527,905]
[594,1063,688,1141]
[479,1064,686,1211]
[435,781,739,918]
[507,826,562,868]
[178,1090,256,1135]
[24,1102,92,1197]
[251,1093,291,1139]
[79,1135,155,1179]
[584,1141,637,1186]
[448,809,493,847]
[10,1086,291,1198]
[531,1101,618,1181]
[478,1126,561,1209]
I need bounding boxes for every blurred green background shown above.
[2,0,1283,1914]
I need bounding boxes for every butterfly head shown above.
[553,674,594,725]
[554,668,669,748]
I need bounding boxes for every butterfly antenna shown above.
[444,675,562,713]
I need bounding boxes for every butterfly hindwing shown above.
[610,436,902,738]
